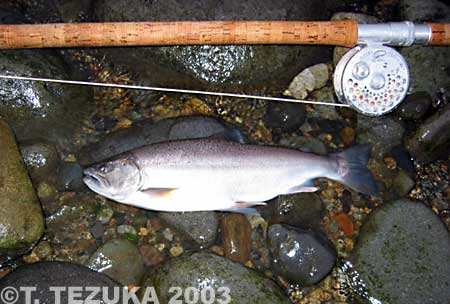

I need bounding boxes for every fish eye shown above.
[98,164,111,174]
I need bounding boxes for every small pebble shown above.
[169,245,184,257]
[90,222,105,240]
[162,228,174,241]
[341,126,355,147]
[117,225,137,235]
[36,182,58,201]
[221,214,252,263]
[139,245,165,266]
[96,206,114,224]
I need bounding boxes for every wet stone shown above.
[389,145,415,173]
[94,0,340,88]
[0,262,122,304]
[0,120,44,260]
[279,135,328,155]
[392,169,415,197]
[0,50,93,149]
[264,193,325,230]
[352,199,450,304]
[139,244,165,266]
[268,224,337,286]
[86,239,144,286]
[57,161,84,191]
[221,213,252,263]
[20,141,59,184]
[405,103,450,163]
[89,222,105,240]
[395,92,432,121]
[357,115,405,159]
[159,211,219,248]
[141,251,291,304]
[264,102,307,133]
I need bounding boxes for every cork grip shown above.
[0,20,358,49]
[429,23,450,45]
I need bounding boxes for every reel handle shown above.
[429,23,450,45]
[0,20,358,49]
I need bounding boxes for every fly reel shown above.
[334,44,410,116]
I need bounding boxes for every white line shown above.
[0,74,350,107]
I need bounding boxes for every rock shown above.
[309,86,342,120]
[342,126,356,146]
[86,239,144,286]
[352,199,450,304]
[0,50,93,149]
[78,116,244,165]
[284,64,330,99]
[36,182,58,202]
[20,141,59,183]
[396,92,432,121]
[389,145,415,173]
[0,120,44,260]
[268,224,336,286]
[264,102,307,133]
[392,169,415,197]
[117,225,137,236]
[400,0,450,22]
[141,251,290,304]
[357,115,405,159]
[57,161,84,191]
[93,0,341,90]
[405,103,450,163]
[89,222,105,240]
[265,193,325,230]
[139,245,165,266]
[96,205,114,224]
[169,245,184,257]
[331,13,379,67]
[159,212,219,248]
[0,262,122,304]
[279,135,328,155]
[221,213,252,263]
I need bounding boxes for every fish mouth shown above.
[83,168,105,190]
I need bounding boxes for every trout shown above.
[83,138,378,212]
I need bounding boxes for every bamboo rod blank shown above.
[0,20,359,49]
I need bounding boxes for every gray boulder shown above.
[0,262,121,304]
[352,199,450,304]
[86,239,145,286]
[141,251,291,304]
[268,224,336,286]
[0,50,93,149]
[159,211,219,248]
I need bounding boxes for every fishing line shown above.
[0,74,350,108]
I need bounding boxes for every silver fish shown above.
[83,139,378,212]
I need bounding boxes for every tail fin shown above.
[330,144,379,196]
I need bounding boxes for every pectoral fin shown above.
[140,188,178,198]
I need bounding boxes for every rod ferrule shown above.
[358,22,431,46]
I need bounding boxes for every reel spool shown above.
[334,44,410,116]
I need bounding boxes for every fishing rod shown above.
[0,20,449,116]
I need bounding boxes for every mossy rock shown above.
[0,120,44,259]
